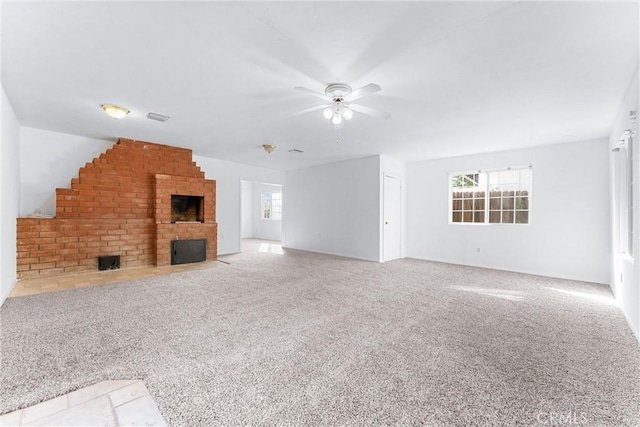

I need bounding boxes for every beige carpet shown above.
[1,246,638,426]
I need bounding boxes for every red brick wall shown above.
[16,138,217,279]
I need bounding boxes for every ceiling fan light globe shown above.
[332,114,342,125]
[323,108,333,120]
[342,107,353,120]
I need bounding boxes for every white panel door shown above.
[383,175,402,261]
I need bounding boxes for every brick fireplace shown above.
[16,138,217,279]
[154,174,216,267]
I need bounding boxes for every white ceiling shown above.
[2,1,638,171]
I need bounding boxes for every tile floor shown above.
[9,239,281,298]
[0,381,166,427]
[9,259,223,298]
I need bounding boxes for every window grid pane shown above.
[261,193,270,220]
[262,192,282,221]
[452,168,530,225]
[451,174,487,224]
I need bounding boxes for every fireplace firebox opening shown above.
[171,195,204,223]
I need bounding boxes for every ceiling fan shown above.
[294,83,391,128]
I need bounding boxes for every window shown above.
[261,192,282,220]
[614,131,634,256]
[630,135,635,256]
[451,166,531,224]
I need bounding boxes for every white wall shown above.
[252,182,282,241]
[609,68,639,340]
[285,155,380,261]
[0,1,21,305]
[193,156,285,255]
[1,85,21,305]
[240,180,253,238]
[380,155,407,261]
[19,127,112,216]
[407,139,610,284]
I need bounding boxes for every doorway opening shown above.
[240,180,283,253]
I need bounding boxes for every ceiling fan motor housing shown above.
[325,83,352,99]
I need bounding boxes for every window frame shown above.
[614,130,634,257]
[261,191,282,221]
[448,166,533,226]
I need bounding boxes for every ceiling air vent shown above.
[146,112,170,122]
[288,149,304,154]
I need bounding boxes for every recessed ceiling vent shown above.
[288,149,304,154]
[146,112,170,122]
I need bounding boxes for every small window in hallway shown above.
[261,192,282,220]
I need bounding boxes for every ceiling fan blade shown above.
[349,103,391,120]
[345,83,381,102]
[292,104,329,116]
[294,86,333,102]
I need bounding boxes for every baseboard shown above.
[406,256,608,285]
[282,245,379,263]
[625,313,640,343]
[0,279,17,307]
[619,297,640,344]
